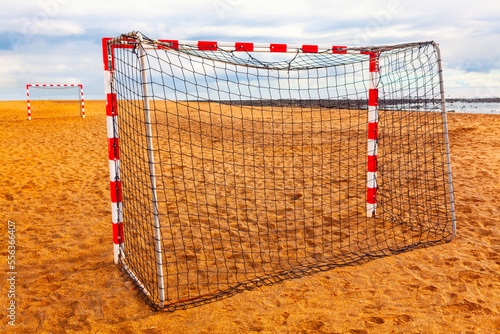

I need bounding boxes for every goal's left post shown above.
[102,38,124,264]
[102,33,166,308]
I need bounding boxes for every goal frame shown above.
[102,31,456,310]
[26,84,85,120]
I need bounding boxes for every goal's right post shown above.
[366,52,379,218]
[79,85,86,118]
[27,85,32,120]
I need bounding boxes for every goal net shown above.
[102,32,456,311]
[26,84,85,120]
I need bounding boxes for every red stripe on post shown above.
[112,222,124,244]
[369,89,378,106]
[198,41,217,51]
[368,122,378,140]
[106,93,118,116]
[110,180,122,203]
[158,39,179,50]
[302,45,318,53]
[235,42,254,52]
[367,155,377,172]
[108,138,120,160]
[367,187,377,204]
[270,44,287,52]
[109,39,136,50]
[102,38,113,71]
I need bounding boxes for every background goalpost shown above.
[26,84,85,120]
[102,31,456,311]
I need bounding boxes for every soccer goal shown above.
[26,84,85,120]
[102,31,456,311]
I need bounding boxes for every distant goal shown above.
[26,84,85,120]
[102,31,456,311]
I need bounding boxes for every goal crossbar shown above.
[108,32,432,54]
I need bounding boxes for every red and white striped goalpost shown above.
[102,39,123,265]
[366,52,380,217]
[26,84,85,120]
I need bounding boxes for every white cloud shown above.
[1,0,500,100]
[0,38,103,100]
[446,69,500,88]
[0,19,84,37]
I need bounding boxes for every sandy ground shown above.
[0,100,499,333]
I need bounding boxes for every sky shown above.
[1,0,499,100]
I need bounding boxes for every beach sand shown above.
[0,101,499,333]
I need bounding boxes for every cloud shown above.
[1,0,500,100]
[0,19,84,38]
[0,37,104,100]
[446,69,500,88]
